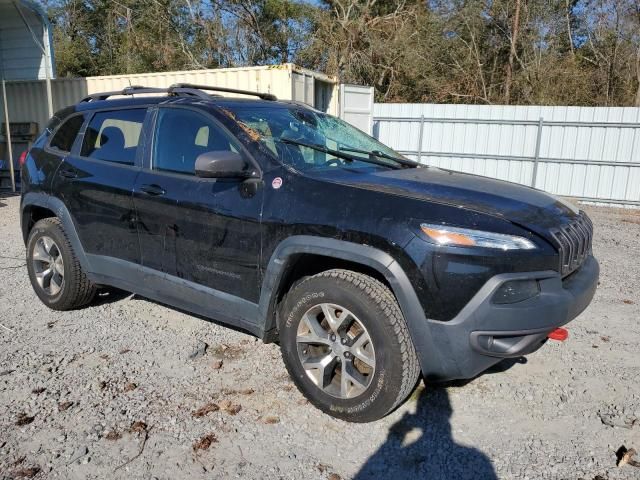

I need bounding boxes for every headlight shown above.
[420,223,536,250]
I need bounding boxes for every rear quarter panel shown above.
[21,133,63,198]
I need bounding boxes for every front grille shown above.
[549,212,593,277]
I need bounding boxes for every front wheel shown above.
[279,269,420,422]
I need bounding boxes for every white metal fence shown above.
[373,104,640,206]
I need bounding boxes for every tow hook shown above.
[548,328,569,342]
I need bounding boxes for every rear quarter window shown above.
[49,115,85,153]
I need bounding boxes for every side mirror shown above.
[195,151,251,178]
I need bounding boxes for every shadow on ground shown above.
[92,287,134,306]
[354,386,498,480]
[0,190,19,207]
[90,287,257,337]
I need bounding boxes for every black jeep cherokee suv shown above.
[20,84,599,422]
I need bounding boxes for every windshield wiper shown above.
[338,146,419,168]
[278,137,401,169]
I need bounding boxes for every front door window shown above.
[152,108,237,175]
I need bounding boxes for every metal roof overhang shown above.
[0,0,55,191]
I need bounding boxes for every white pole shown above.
[43,23,53,117]
[2,79,15,193]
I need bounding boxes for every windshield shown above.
[221,105,414,171]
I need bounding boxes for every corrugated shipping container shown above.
[4,64,338,133]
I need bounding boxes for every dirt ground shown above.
[0,193,639,480]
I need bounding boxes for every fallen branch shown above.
[0,323,14,333]
[114,425,151,471]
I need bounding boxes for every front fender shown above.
[257,235,450,378]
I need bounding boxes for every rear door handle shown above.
[140,184,166,196]
[58,169,77,179]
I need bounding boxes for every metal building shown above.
[0,0,55,192]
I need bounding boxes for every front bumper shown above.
[421,255,599,381]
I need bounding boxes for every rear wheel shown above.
[279,269,420,422]
[26,218,96,310]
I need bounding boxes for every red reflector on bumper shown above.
[548,328,568,341]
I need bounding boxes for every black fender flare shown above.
[257,235,447,376]
[21,192,91,273]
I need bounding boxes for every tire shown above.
[26,217,97,310]
[279,269,420,422]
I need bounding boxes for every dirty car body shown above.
[20,86,599,420]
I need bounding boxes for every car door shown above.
[52,107,149,265]
[132,106,264,305]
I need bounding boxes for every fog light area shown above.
[492,279,540,304]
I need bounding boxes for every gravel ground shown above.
[0,193,639,480]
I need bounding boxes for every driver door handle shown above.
[140,184,166,196]
[58,169,77,179]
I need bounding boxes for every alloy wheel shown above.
[296,303,376,399]
[31,235,64,296]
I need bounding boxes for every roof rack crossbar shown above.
[168,87,216,100]
[169,83,277,101]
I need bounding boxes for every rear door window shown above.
[50,115,85,153]
[81,109,147,165]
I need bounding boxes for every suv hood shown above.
[313,166,579,238]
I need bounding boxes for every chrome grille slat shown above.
[561,228,574,269]
[568,223,584,261]
[574,220,589,257]
[550,212,593,276]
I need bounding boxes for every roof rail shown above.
[169,83,277,101]
[80,86,172,102]
[79,83,277,103]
